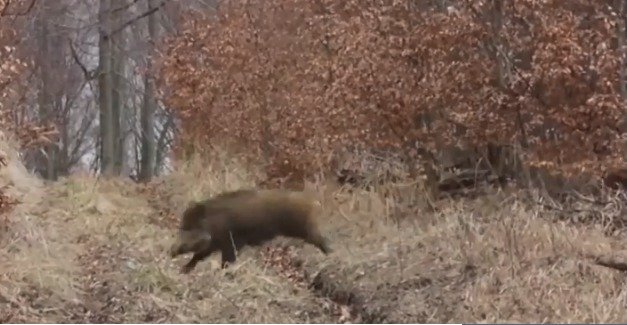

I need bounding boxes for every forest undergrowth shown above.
[1,138,627,323]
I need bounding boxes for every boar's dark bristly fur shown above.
[169,189,332,273]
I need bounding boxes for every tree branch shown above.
[0,0,36,17]
[111,0,141,14]
[68,38,98,81]
[105,0,170,39]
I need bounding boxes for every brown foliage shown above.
[0,0,56,228]
[0,0,57,149]
[158,0,625,182]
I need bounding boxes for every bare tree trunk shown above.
[112,36,126,175]
[618,0,627,99]
[99,0,116,176]
[481,0,525,185]
[154,113,174,176]
[139,0,158,182]
[111,0,129,176]
[58,111,69,177]
[112,48,123,175]
[35,5,58,180]
[619,0,627,161]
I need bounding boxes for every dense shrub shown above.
[159,0,625,183]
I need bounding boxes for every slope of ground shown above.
[0,151,626,322]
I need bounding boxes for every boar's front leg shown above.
[181,240,219,274]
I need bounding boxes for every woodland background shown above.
[1,0,627,323]
[0,0,626,192]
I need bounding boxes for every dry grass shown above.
[0,146,626,322]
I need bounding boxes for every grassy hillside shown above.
[1,141,626,323]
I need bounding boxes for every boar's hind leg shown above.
[305,228,332,255]
[181,241,219,274]
[219,235,237,269]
